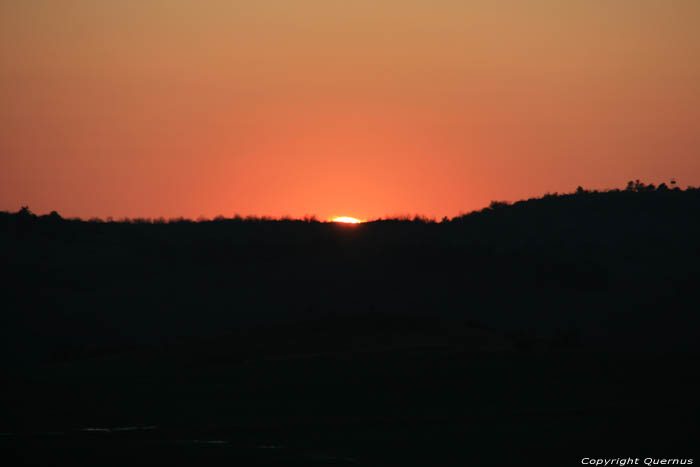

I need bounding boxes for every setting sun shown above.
[331,216,362,224]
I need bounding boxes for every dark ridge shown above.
[2,183,699,466]
[3,183,698,362]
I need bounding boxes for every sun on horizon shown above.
[331,216,363,224]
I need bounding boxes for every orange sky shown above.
[2,1,699,220]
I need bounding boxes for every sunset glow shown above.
[1,1,699,220]
[332,217,362,224]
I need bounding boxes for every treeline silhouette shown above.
[3,182,700,466]
[2,182,699,368]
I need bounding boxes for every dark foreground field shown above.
[2,185,699,465]
[3,343,699,466]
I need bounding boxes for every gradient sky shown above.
[2,1,699,220]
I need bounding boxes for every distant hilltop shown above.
[2,180,699,369]
[2,179,696,226]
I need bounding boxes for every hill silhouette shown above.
[2,183,699,466]
[3,182,699,362]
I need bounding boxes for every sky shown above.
[2,1,699,220]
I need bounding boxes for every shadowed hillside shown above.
[2,183,699,466]
[3,182,699,363]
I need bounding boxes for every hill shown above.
[2,183,699,466]
[2,183,698,363]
